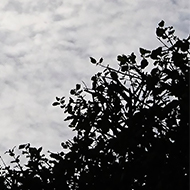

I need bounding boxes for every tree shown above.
[0,21,189,190]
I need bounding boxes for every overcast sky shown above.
[0,0,189,160]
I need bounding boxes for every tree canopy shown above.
[0,20,189,190]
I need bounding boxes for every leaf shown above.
[76,84,81,90]
[10,160,17,164]
[61,96,65,100]
[56,97,60,101]
[110,71,118,81]
[29,147,37,154]
[130,52,136,63]
[117,55,122,61]
[168,30,175,36]
[14,156,20,163]
[141,59,149,69]
[18,144,27,149]
[38,147,43,153]
[64,115,74,121]
[91,76,96,81]
[150,47,162,59]
[60,152,65,156]
[50,153,62,160]
[139,48,151,55]
[52,102,60,106]
[99,57,103,63]
[117,54,128,65]
[90,57,97,64]
[61,142,68,149]
[121,65,129,72]
[60,99,65,104]
[156,27,165,37]
[70,89,76,95]
[158,20,165,27]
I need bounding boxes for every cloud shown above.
[0,0,189,160]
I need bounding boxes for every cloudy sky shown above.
[0,0,189,160]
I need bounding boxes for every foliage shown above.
[0,21,189,190]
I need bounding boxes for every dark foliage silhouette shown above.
[0,21,189,190]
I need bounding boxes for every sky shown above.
[0,0,189,161]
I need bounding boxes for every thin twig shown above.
[0,155,7,167]
[157,37,169,49]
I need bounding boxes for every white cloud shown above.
[0,0,189,160]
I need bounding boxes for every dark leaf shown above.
[150,47,162,59]
[139,48,151,55]
[52,102,60,106]
[61,96,65,100]
[18,144,27,150]
[99,57,103,63]
[61,142,68,149]
[91,76,96,81]
[64,115,74,121]
[158,20,165,27]
[117,54,128,65]
[156,27,165,37]
[76,84,81,90]
[70,89,76,95]
[29,147,37,154]
[121,65,129,72]
[110,71,118,81]
[168,29,175,36]
[56,97,60,101]
[141,59,149,69]
[10,160,17,164]
[117,55,122,62]
[50,153,62,160]
[38,147,43,153]
[60,152,65,156]
[90,57,97,64]
[130,52,136,63]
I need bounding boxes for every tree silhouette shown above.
[0,21,189,190]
